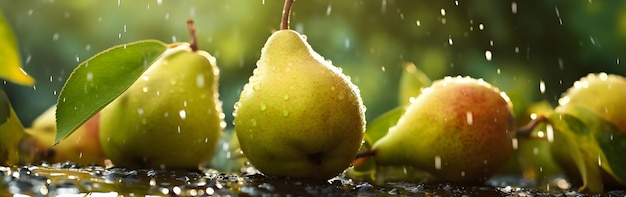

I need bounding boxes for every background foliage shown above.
[1,0,624,127]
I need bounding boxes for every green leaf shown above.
[350,105,407,178]
[548,110,603,193]
[0,89,29,165]
[364,105,406,145]
[55,40,167,144]
[208,130,247,173]
[398,62,431,105]
[0,11,35,86]
[564,105,626,185]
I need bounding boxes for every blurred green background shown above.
[1,0,625,127]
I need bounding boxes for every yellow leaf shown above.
[0,11,35,86]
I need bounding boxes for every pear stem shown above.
[355,149,376,159]
[280,0,294,30]
[186,19,199,51]
[516,115,548,138]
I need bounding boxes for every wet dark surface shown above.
[0,162,623,196]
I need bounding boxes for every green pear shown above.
[556,73,626,133]
[99,38,224,170]
[25,105,106,166]
[372,76,515,183]
[233,1,365,178]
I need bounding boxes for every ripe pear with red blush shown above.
[371,76,516,183]
[25,105,107,166]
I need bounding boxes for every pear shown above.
[99,21,224,170]
[556,73,626,133]
[25,105,106,165]
[233,0,365,179]
[371,76,515,183]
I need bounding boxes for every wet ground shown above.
[1,162,624,196]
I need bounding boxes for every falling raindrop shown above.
[440,8,446,16]
[52,33,59,41]
[142,87,149,93]
[555,6,563,25]
[511,2,518,14]
[546,124,554,142]
[416,20,421,27]
[434,156,442,170]
[485,51,493,61]
[179,110,186,120]
[137,108,144,116]
[326,4,332,16]
[448,37,453,45]
[466,111,473,125]
[539,80,546,93]
[478,23,485,30]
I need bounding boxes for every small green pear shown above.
[371,76,515,183]
[25,105,106,165]
[99,21,224,170]
[233,0,365,179]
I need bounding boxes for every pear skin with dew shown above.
[99,43,224,170]
[372,76,515,183]
[25,105,106,165]
[234,30,366,179]
[557,73,626,133]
